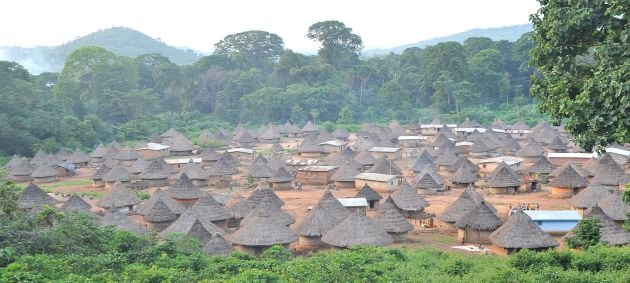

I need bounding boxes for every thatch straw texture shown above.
[489,209,558,249]
[321,210,393,247]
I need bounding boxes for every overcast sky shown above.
[1,0,540,52]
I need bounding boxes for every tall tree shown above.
[530,0,629,150]
[214,30,284,70]
[306,20,363,69]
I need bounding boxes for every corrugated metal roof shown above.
[338,198,368,207]
[506,129,533,134]
[454,127,487,133]
[319,140,346,146]
[285,159,319,166]
[524,210,581,221]
[227,148,255,154]
[398,136,428,141]
[164,158,202,164]
[604,147,629,157]
[478,156,523,166]
[547,152,595,159]
[140,143,170,150]
[355,173,397,182]
[420,124,457,129]
[297,165,337,172]
[369,147,400,153]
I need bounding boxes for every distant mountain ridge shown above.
[0,27,201,74]
[363,24,533,56]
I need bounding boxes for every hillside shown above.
[364,24,532,56]
[0,27,200,74]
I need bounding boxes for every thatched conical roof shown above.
[526,156,556,174]
[248,180,284,206]
[160,212,225,244]
[410,151,435,173]
[225,193,255,219]
[414,170,443,188]
[332,127,349,140]
[101,209,147,235]
[489,209,558,249]
[219,151,239,168]
[10,158,35,176]
[270,167,293,183]
[516,140,545,158]
[321,210,393,247]
[368,157,402,175]
[590,156,626,186]
[17,183,58,209]
[252,154,268,165]
[207,158,237,176]
[374,198,414,233]
[241,195,294,227]
[470,139,494,153]
[103,164,133,182]
[4,155,21,170]
[60,194,93,214]
[190,192,232,222]
[486,165,521,188]
[549,162,591,178]
[447,156,479,173]
[316,129,334,143]
[354,150,377,166]
[248,162,274,179]
[317,190,351,222]
[567,206,630,245]
[449,166,478,184]
[438,190,478,222]
[390,183,429,211]
[598,191,630,221]
[352,138,375,152]
[137,189,185,216]
[568,184,613,209]
[548,164,589,188]
[103,143,121,160]
[330,160,360,182]
[114,148,140,161]
[67,149,90,164]
[97,182,141,209]
[266,155,285,171]
[454,200,503,231]
[465,185,497,212]
[143,198,178,223]
[302,120,318,132]
[298,203,339,237]
[139,160,170,180]
[271,142,284,153]
[203,233,234,256]
[434,148,458,166]
[500,135,521,152]
[90,144,107,158]
[547,136,567,150]
[258,125,282,140]
[355,183,382,202]
[491,119,508,130]
[31,164,58,178]
[583,153,617,174]
[126,158,147,175]
[510,120,531,130]
[298,135,322,153]
[161,128,182,139]
[91,164,111,180]
[283,121,302,134]
[231,203,298,246]
[30,149,48,165]
[166,173,201,200]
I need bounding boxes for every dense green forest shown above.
[0,20,543,158]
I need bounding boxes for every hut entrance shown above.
[368,200,377,209]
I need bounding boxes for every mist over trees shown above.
[1,20,543,157]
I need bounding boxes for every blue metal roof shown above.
[524,210,581,221]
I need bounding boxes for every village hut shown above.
[203,233,234,257]
[207,158,236,188]
[91,165,110,188]
[590,155,626,191]
[297,203,339,249]
[352,138,375,152]
[453,200,503,244]
[9,158,35,182]
[224,193,255,227]
[526,156,556,184]
[434,148,458,171]
[101,209,147,236]
[390,183,429,219]
[413,168,445,194]
[258,126,282,143]
[189,192,232,228]
[368,157,402,175]
[102,142,121,161]
[489,209,559,255]
[410,150,435,175]
[231,204,298,257]
[565,205,630,246]
[165,173,201,207]
[549,162,592,179]
[29,149,48,166]
[17,183,58,211]
[172,161,207,188]
[355,183,383,210]
[248,180,285,206]
[317,190,351,222]
[114,148,141,166]
[102,164,133,189]
[546,136,568,153]
[485,165,521,194]
[447,156,480,175]
[199,148,221,166]
[298,135,323,158]
[270,167,294,190]
[235,131,256,148]
[241,195,295,227]
[598,191,630,223]
[248,162,274,182]
[321,210,393,248]
[437,190,479,231]
[127,158,148,177]
[283,121,303,137]
[160,211,225,245]
[491,119,508,130]
[140,160,171,187]
[30,164,59,184]
[548,164,589,197]
[161,128,182,141]
[568,184,613,217]
[499,135,521,154]
[515,140,545,167]
[583,153,614,175]
[168,135,194,156]
[332,127,349,141]
[271,142,285,154]
[67,149,90,167]
[374,198,414,242]
[353,150,377,170]
[265,155,285,171]
[4,155,21,171]
[302,120,319,135]
[141,198,178,232]
[324,147,355,166]
[53,148,69,161]
[315,129,334,144]
[469,139,497,159]
[448,166,478,189]
[60,194,96,216]
[330,160,360,188]
[97,181,141,213]
[90,144,107,164]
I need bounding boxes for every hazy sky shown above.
[1,0,540,52]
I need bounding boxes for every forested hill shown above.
[0,27,200,74]
[364,24,533,56]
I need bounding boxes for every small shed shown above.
[368,147,402,160]
[137,143,170,159]
[337,198,368,213]
[523,210,581,235]
[354,173,402,193]
[296,166,338,185]
[354,183,382,210]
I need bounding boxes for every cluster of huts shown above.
[7,117,630,256]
